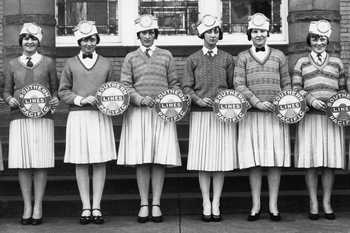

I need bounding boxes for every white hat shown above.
[19,23,43,42]
[73,20,98,41]
[197,15,221,36]
[248,13,270,31]
[135,15,159,33]
[309,20,331,38]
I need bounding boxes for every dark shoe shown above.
[80,209,92,225]
[137,205,149,223]
[31,218,43,225]
[269,212,281,221]
[212,214,222,222]
[151,205,163,223]
[308,213,319,220]
[92,209,104,224]
[21,217,32,225]
[324,212,336,220]
[201,214,212,222]
[247,211,261,221]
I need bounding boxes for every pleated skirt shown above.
[117,107,181,167]
[237,112,290,169]
[64,111,116,164]
[295,114,345,169]
[187,112,238,171]
[8,118,54,169]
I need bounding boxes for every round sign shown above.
[272,90,306,124]
[154,89,190,122]
[326,93,350,126]
[18,83,52,118]
[96,82,130,116]
[213,89,250,123]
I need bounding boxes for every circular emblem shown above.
[213,89,250,123]
[317,20,331,34]
[140,15,153,28]
[252,14,266,26]
[326,93,350,126]
[154,89,190,122]
[27,24,39,35]
[18,83,52,118]
[203,15,216,27]
[96,82,130,116]
[272,90,306,124]
[79,22,93,34]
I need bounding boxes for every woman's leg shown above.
[92,163,106,213]
[267,167,281,214]
[199,171,211,215]
[136,165,151,217]
[321,168,334,214]
[32,169,47,219]
[151,165,165,217]
[18,169,33,219]
[212,172,224,216]
[249,167,262,214]
[306,168,319,214]
[76,164,91,211]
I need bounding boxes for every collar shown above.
[78,51,97,60]
[251,45,268,53]
[140,44,156,53]
[20,52,42,66]
[202,46,218,56]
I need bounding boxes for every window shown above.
[55,0,288,47]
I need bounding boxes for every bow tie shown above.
[255,47,265,52]
[82,53,93,59]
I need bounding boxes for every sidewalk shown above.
[1,213,350,233]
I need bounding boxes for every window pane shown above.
[56,0,119,36]
[139,0,198,35]
[222,0,282,34]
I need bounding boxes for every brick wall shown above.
[341,0,350,74]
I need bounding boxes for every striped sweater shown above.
[182,49,235,106]
[292,54,346,105]
[234,48,291,107]
[120,47,180,106]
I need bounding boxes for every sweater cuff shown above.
[133,95,144,106]
[249,96,261,107]
[306,94,317,106]
[74,96,83,106]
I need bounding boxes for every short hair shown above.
[198,26,223,40]
[246,29,270,41]
[77,34,100,46]
[306,33,329,46]
[137,29,159,40]
[18,33,40,47]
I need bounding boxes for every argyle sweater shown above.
[182,49,235,109]
[292,54,346,105]
[120,47,180,106]
[234,48,291,107]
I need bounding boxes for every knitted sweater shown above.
[182,49,235,110]
[120,47,180,106]
[3,55,58,120]
[292,54,346,106]
[234,48,291,107]
[58,55,114,111]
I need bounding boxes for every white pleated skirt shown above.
[237,112,290,169]
[117,107,181,167]
[64,111,116,164]
[295,114,345,169]
[187,112,238,171]
[8,118,54,169]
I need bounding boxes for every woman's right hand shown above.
[81,96,97,106]
[8,97,19,108]
[256,101,275,112]
[196,98,213,107]
[140,96,154,107]
[311,99,326,111]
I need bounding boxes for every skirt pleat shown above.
[64,111,116,164]
[117,107,181,167]
[8,118,54,169]
[187,112,237,171]
[295,114,345,169]
[237,112,290,169]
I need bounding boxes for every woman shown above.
[3,22,59,225]
[234,13,291,221]
[58,20,117,225]
[182,14,236,222]
[117,14,181,223]
[292,20,345,220]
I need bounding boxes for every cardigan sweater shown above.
[58,55,114,111]
[3,55,58,120]
[292,54,346,106]
[234,48,291,107]
[120,47,180,106]
[182,49,235,110]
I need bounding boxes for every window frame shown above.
[55,0,288,47]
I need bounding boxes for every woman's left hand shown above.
[49,97,60,107]
[202,97,214,107]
